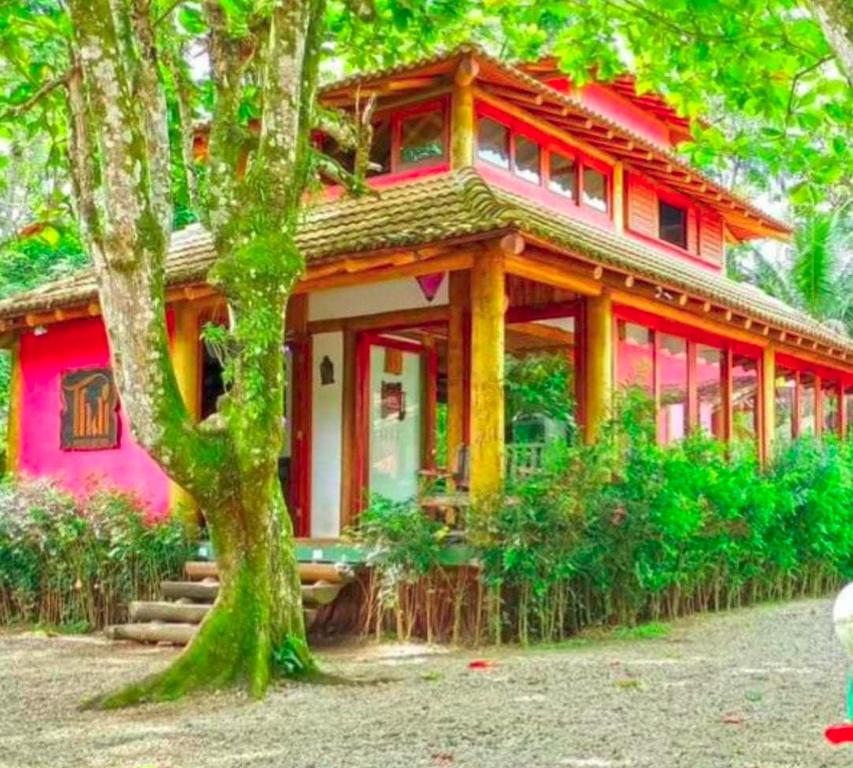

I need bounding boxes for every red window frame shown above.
[474,101,613,222]
[614,304,763,445]
[774,353,848,440]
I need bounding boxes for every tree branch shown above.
[0,73,69,121]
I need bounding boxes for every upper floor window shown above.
[659,200,687,249]
[514,135,541,184]
[476,110,611,217]
[549,153,576,199]
[323,100,447,181]
[400,110,445,167]
[478,118,510,169]
[582,167,608,213]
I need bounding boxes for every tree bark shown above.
[65,0,325,706]
[812,0,853,85]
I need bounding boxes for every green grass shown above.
[536,620,672,651]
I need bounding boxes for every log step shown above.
[107,622,197,646]
[160,579,343,607]
[129,600,209,624]
[184,560,351,584]
[108,609,321,646]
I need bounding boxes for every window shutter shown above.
[626,176,657,237]
[687,208,698,253]
[699,212,725,265]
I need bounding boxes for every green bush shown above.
[482,390,853,643]
[0,478,195,630]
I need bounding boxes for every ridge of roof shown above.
[0,169,846,356]
[320,43,791,237]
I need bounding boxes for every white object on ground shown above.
[833,582,853,656]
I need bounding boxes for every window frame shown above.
[658,198,688,249]
[474,103,614,222]
[774,353,848,441]
[614,305,762,446]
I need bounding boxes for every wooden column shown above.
[169,301,201,514]
[446,270,469,475]
[612,162,625,234]
[339,328,357,529]
[450,56,478,169]
[469,248,505,500]
[582,292,613,444]
[6,336,21,474]
[760,344,775,464]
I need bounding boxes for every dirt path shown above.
[0,599,849,768]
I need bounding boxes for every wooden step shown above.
[108,608,321,647]
[184,560,352,584]
[107,622,197,645]
[161,579,344,607]
[129,600,210,624]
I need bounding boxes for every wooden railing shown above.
[506,442,546,480]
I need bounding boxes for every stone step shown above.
[184,560,352,584]
[160,579,344,607]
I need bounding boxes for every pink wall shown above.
[17,316,172,517]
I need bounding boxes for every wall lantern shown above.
[415,272,445,303]
[320,355,335,386]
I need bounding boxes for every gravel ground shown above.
[0,599,850,768]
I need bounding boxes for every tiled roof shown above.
[0,169,848,356]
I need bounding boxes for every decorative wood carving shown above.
[60,368,119,450]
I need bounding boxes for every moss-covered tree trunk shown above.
[65,0,325,705]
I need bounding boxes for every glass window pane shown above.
[658,334,687,444]
[514,135,541,184]
[697,344,724,440]
[822,381,840,435]
[582,167,608,212]
[369,118,391,176]
[800,371,816,435]
[775,368,796,441]
[731,354,758,441]
[477,118,509,169]
[548,153,576,199]
[846,387,853,439]
[616,320,654,396]
[400,111,444,167]
[659,201,687,248]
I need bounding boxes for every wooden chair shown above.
[418,444,471,530]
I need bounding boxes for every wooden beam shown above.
[508,321,575,347]
[582,292,613,444]
[469,248,505,500]
[296,251,476,294]
[503,251,602,297]
[613,162,625,234]
[446,270,469,482]
[307,304,450,335]
[168,300,202,520]
[760,344,775,465]
[6,336,21,474]
[451,60,476,168]
[339,329,357,529]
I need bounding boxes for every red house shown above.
[1,45,851,539]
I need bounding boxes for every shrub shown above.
[0,478,195,630]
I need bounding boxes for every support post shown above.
[446,270,469,478]
[612,162,625,234]
[169,301,201,515]
[6,336,21,474]
[761,344,775,464]
[450,56,478,169]
[583,292,613,444]
[469,248,505,501]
